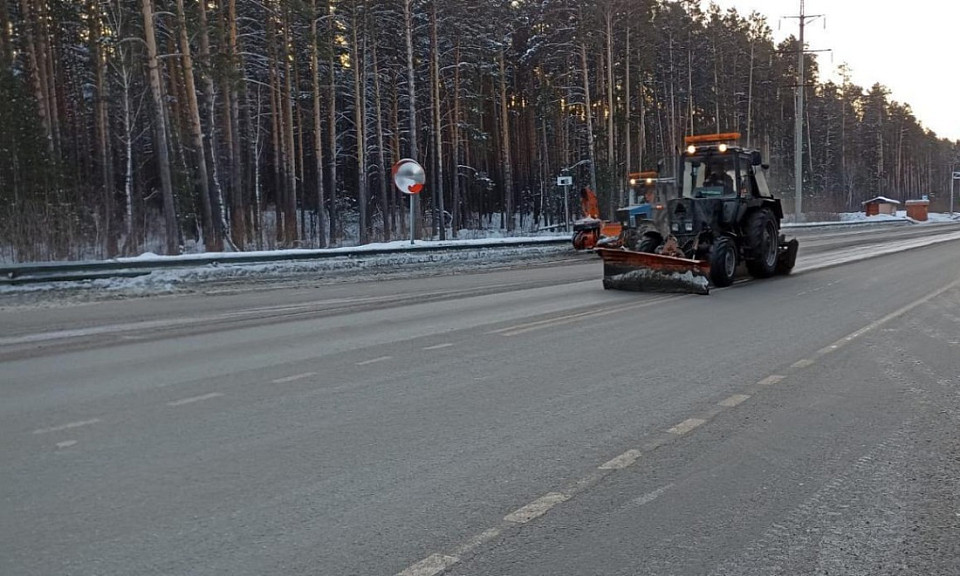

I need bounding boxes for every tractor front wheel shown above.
[709,236,738,287]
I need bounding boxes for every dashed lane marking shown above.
[395,553,460,576]
[33,418,101,435]
[599,449,642,470]
[758,374,785,386]
[504,492,570,524]
[356,356,393,366]
[423,343,455,351]
[55,440,78,449]
[668,418,706,436]
[719,393,751,408]
[271,372,316,384]
[630,483,675,508]
[167,392,224,407]
[791,359,815,369]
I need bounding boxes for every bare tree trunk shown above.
[498,47,514,232]
[282,13,298,246]
[351,3,368,245]
[91,1,115,256]
[197,0,230,250]
[624,28,631,180]
[225,0,244,249]
[451,38,461,237]
[605,9,617,212]
[174,0,216,252]
[19,0,52,154]
[327,8,339,244]
[311,0,327,247]
[403,0,418,237]
[141,0,179,255]
[431,2,445,239]
[372,43,389,241]
[581,41,598,196]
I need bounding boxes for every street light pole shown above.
[559,159,592,233]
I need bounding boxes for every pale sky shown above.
[702,0,960,142]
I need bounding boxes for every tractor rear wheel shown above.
[745,209,778,278]
[637,234,661,253]
[709,236,737,287]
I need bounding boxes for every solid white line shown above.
[492,297,678,337]
[356,356,393,366]
[719,393,751,408]
[33,418,101,435]
[167,392,223,407]
[395,553,460,576]
[599,449,642,470]
[758,374,785,386]
[271,372,316,384]
[423,343,455,351]
[55,440,78,449]
[504,492,570,524]
[667,418,706,436]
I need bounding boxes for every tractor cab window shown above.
[682,157,738,198]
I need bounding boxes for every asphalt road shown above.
[2,225,959,575]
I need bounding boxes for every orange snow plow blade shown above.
[596,248,711,295]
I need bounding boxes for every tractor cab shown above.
[680,132,772,200]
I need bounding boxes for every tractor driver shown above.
[704,163,734,195]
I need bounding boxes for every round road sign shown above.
[392,158,425,195]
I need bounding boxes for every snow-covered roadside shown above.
[785,211,960,228]
[0,242,577,305]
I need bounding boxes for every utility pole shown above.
[784,1,825,222]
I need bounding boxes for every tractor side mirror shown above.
[761,163,770,170]
[656,159,664,173]
[751,151,763,166]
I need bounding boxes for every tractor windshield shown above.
[682,156,738,198]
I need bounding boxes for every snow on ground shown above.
[0,241,576,304]
[787,211,960,227]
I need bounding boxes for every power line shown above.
[783,0,829,221]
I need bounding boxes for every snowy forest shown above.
[1,0,958,261]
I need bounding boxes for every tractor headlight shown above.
[686,145,696,155]
[718,143,728,153]
[671,223,679,232]
[685,222,694,232]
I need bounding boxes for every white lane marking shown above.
[631,483,675,507]
[33,418,101,435]
[758,374,785,386]
[356,355,393,366]
[599,449,642,470]
[816,275,960,353]
[423,343,455,351]
[504,492,570,524]
[492,297,679,337]
[668,418,706,436]
[719,393,751,408]
[55,440,78,449]
[451,527,502,557]
[271,372,316,384]
[791,359,815,369]
[396,553,460,576]
[167,392,223,407]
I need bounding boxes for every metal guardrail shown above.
[4,218,955,286]
[0,237,572,285]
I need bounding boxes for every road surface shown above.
[2,225,959,575]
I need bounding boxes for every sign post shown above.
[392,159,426,245]
[557,175,573,231]
[952,171,959,216]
